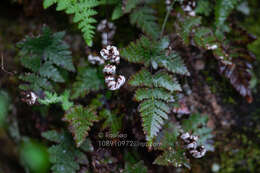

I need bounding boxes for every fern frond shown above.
[124,161,148,173]
[63,105,98,147]
[123,36,189,146]
[134,88,171,145]
[100,109,122,134]
[122,36,189,75]
[38,90,73,111]
[153,148,190,168]
[71,65,104,99]
[215,0,239,28]
[19,73,53,91]
[121,36,152,64]
[42,130,91,173]
[43,0,100,46]
[130,6,160,39]
[18,26,75,91]
[129,69,182,92]
[154,52,190,76]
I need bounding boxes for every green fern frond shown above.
[19,73,53,91]
[177,16,231,63]
[38,90,73,111]
[123,36,189,146]
[42,130,92,173]
[18,26,75,91]
[121,36,189,75]
[130,6,160,39]
[129,69,182,92]
[43,0,100,46]
[124,161,148,173]
[154,52,190,76]
[215,0,239,28]
[100,109,122,135]
[71,65,104,99]
[121,36,152,64]
[153,148,190,168]
[134,88,172,145]
[63,105,98,147]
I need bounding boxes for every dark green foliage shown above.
[63,105,98,147]
[215,0,239,28]
[100,109,122,135]
[195,0,212,16]
[42,130,92,173]
[71,64,104,99]
[130,6,160,39]
[153,148,190,168]
[153,122,190,168]
[43,0,100,46]
[18,26,75,92]
[121,36,189,75]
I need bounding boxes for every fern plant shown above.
[42,130,93,173]
[122,36,188,146]
[153,114,213,168]
[43,0,100,46]
[63,105,98,147]
[18,26,75,92]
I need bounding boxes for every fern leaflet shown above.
[43,0,100,46]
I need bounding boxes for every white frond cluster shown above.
[180,132,206,158]
[21,91,38,105]
[181,1,196,16]
[88,54,105,65]
[97,19,116,46]
[100,45,126,90]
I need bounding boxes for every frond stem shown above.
[160,0,176,38]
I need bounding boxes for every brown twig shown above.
[1,54,15,75]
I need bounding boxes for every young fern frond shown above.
[43,0,100,46]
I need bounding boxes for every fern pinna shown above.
[122,36,189,146]
[43,0,100,46]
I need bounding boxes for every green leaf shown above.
[112,4,124,20]
[38,90,73,111]
[42,130,88,173]
[100,109,122,134]
[18,26,75,90]
[43,0,100,46]
[124,161,148,173]
[136,98,170,145]
[72,65,104,99]
[129,69,182,92]
[215,0,239,28]
[153,149,190,169]
[39,62,64,82]
[130,6,160,39]
[63,105,98,147]
[155,52,190,76]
